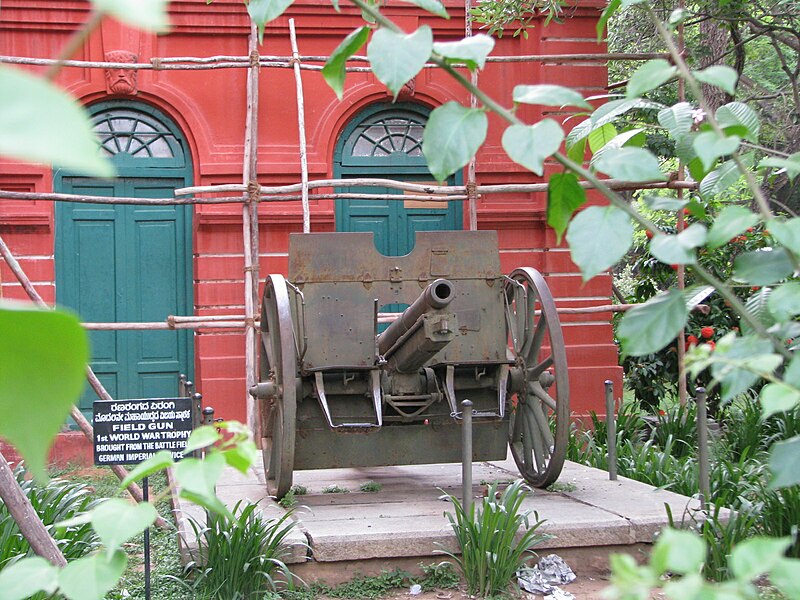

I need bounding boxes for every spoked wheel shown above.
[505,267,569,488]
[259,274,297,499]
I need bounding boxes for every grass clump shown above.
[439,479,548,597]
[185,499,299,599]
[358,481,381,493]
[321,484,349,494]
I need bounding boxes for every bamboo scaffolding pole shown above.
[175,177,699,197]
[83,321,247,330]
[0,233,168,528]
[242,23,260,436]
[289,19,311,233]
[465,0,479,231]
[0,179,699,207]
[0,52,669,71]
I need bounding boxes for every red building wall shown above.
[0,0,622,456]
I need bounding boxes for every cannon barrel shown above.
[377,279,457,374]
[377,278,455,355]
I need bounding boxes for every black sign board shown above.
[93,397,194,466]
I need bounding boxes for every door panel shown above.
[56,177,191,417]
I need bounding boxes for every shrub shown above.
[187,499,298,599]
[0,463,99,569]
[439,480,548,597]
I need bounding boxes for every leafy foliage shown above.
[438,480,548,597]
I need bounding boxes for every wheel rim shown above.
[505,267,569,488]
[259,274,297,498]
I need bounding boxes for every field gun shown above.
[250,231,569,498]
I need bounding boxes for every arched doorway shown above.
[334,103,462,256]
[55,101,193,417]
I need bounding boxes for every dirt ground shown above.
[315,577,665,600]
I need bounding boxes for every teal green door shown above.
[335,104,461,256]
[55,103,193,416]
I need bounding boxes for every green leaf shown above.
[617,289,689,356]
[658,102,694,139]
[547,172,586,243]
[422,102,487,181]
[368,26,433,98]
[59,551,127,600]
[0,305,89,480]
[433,35,494,70]
[566,98,661,150]
[247,0,294,42]
[567,137,586,163]
[0,67,113,177]
[761,152,800,181]
[322,27,369,100]
[399,0,449,18]
[767,217,800,256]
[771,558,800,598]
[650,528,706,575]
[734,248,794,286]
[706,205,759,249]
[91,499,157,553]
[784,354,800,388]
[693,131,741,171]
[118,450,174,490]
[693,65,738,95]
[769,435,800,488]
[590,128,645,168]
[566,205,633,281]
[220,439,259,474]
[643,195,688,211]
[184,425,222,454]
[512,84,591,109]
[502,119,564,176]
[587,123,617,154]
[597,0,621,41]
[761,384,800,419]
[594,147,666,182]
[626,59,677,99]
[731,537,792,581]
[0,557,58,600]
[92,0,169,32]
[716,102,759,142]
[649,223,707,264]
[741,288,775,337]
[710,335,778,401]
[699,157,746,199]
[768,281,800,322]
[175,453,231,517]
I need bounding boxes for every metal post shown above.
[143,476,151,600]
[178,373,187,397]
[461,399,473,517]
[696,387,710,506]
[605,380,617,481]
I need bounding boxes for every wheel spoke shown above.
[514,285,528,355]
[524,403,546,472]
[528,380,557,412]
[529,397,555,452]
[521,407,536,474]
[526,314,547,365]
[527,355,554,379]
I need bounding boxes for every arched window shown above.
[89,103,187,169]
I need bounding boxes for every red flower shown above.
[752,286,761,291]
[671,264,680,271]
[747,227,754,233]
[683,208,691,216]
[686,335,699,347]
[659,409,666,416]
[700,326,714,339]
[705,341,716,351]
[645,230,654,239]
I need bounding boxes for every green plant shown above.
[416,561,460,591]
[758,485,800,559]
[321,484,349,494]
[278,490,298,509]
[359,481,382,493]
[290,484,307,496]
[652,402,697,459]
[186,499,298,599]
[605,528,800,599]
[439,479,548,597]
[0,463,99,569]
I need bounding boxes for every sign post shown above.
[94,397,195,600]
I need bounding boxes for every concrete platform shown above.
[173,456,703,581]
